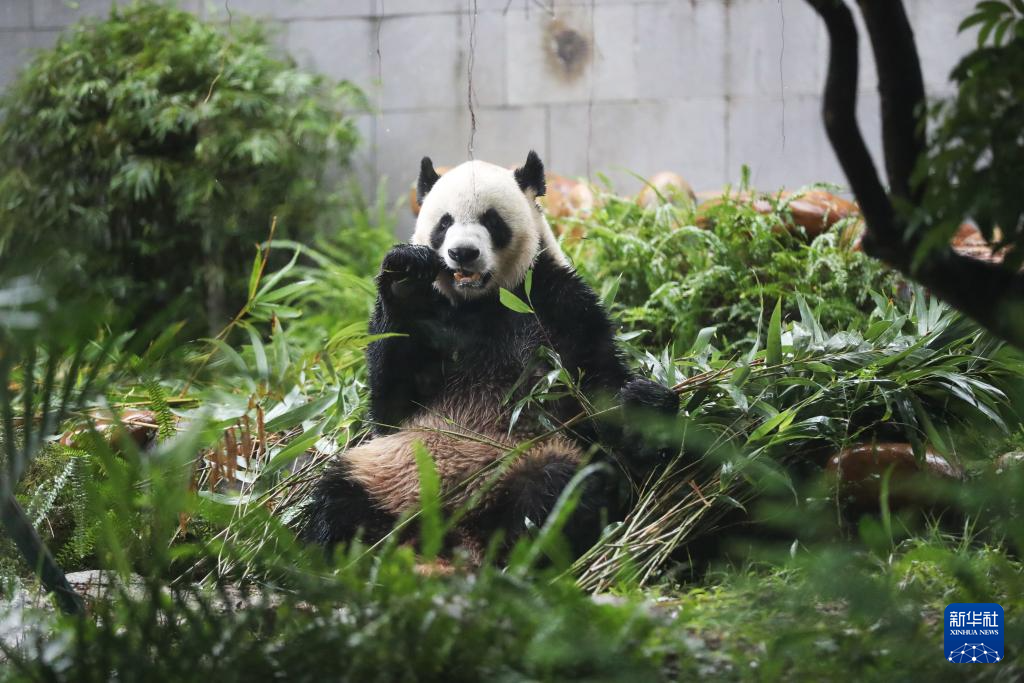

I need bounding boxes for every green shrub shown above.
[0,1,366,334]
[915,0,1024,263]
[565,185,900,353]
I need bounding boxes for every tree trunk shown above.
[804,0,1024,348]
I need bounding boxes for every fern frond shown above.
[144,378,176,442]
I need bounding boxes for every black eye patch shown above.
[430,213,453,250]
[479,208,511,249]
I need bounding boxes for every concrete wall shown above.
[0,0,977,233]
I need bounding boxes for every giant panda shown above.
[300,151,680,561]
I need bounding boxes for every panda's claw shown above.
[379,244,443,284]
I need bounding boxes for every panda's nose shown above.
[448,246,480,265]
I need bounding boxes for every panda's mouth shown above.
[451,269,491,288]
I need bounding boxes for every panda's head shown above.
[412,151,568,302]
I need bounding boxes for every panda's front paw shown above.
[618,378,680,473]
[620,378,680,415]
[379,244,442,302]
[380,244,442,282]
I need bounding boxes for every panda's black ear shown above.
[514,150,546,198]
[417,157,441,205]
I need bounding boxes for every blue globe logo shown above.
[948,643,1001,663]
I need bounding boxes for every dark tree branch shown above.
[805,0,897,247]
[857,0,927,204]
[1,494,85,615]
[0,348,85,616]
[804,0,1024,347]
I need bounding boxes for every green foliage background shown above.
[0,2,366,333]
[566,184,894,353]
[916,0,1024,266]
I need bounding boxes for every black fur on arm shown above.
[527,254,632,397]
[528,255,678,409]
[366,304,423,433]
[366,245,447,432]
[527,254,680,456]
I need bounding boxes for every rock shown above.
[0,570,274,627]
[826,442,964,508]
[846,220,1012,259]
[951,222,1008,263]
[692,193,732,229]
[64,570,146,602]
[636,171,696,209]
[542,173,596,220]
[695,189,859,239]
[840,218,866,251]
[994,451,1024,474]
[59,409,158,450]
[540,173,595,244]
[785,190,859,238]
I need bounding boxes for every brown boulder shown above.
[636,171,696,209]
[543,173,596,219]
[826,442,963,508]
[994,451,1024,474]
[785,190,859,238]
[951,222,1008,264]
[59,409,159,451]
[696,189,859,239]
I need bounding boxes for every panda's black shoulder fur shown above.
[364,250,631,433]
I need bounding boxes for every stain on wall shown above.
[545,18,591,81]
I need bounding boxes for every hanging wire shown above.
[375,0,385,179]
[779,0,787,151]
[376,0,384,96]
[467,0,479,160]
[585,0,596,180]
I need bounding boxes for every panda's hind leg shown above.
[297,459,397,549]
[475,437,608,559]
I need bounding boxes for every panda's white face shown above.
[412,155,567,302]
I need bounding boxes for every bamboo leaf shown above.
[796,294,824,344]
[264,427,323,475]
[691,326,716,355]
[767,297,783,366]
[413,441,444,559]
[910,395,950,456]
[244,325,269,381]
[254,249,301,300]
[499,288,534,314]
[748,408,795,443]
[958,11,990,33]
[600,273,620,307]
[264,394,336,432]
[247,246,263,301]
[205,337,249,375]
